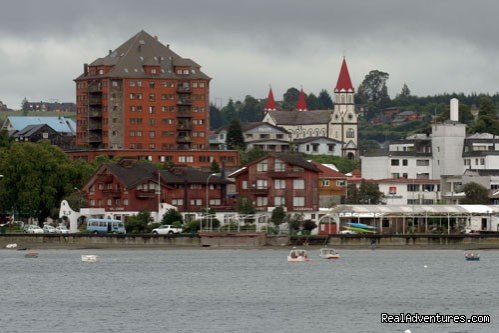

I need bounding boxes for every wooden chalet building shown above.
[82,159,232,214]
[229,153,320,212]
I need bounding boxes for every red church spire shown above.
[296,88,308,111]
[335,57,354,92]
[264,87,277,111]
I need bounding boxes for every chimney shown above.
[109,50,112,55]
[450,98,459,121]
[83,63,88,75]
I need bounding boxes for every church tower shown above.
[330,57,358,159]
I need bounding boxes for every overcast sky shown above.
[1,0,498,109]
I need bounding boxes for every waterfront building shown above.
[80,159,232,221]
[262,58,359,159]
[229,152,321,212]
[74,30,210,150]
[309,161,348,206]
[361,98,499,203]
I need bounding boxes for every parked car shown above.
[25,225,44,234]
[43,225,57,233]
[55,225,70,234]
[152,225,183,235]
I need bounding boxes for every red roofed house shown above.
[229,153,321,212]
[310,161,348,206]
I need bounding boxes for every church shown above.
[262,58,359,159]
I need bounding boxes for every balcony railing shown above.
[177,86,191,93]
[102,188,121,197]
[248,187,269,195]
[177,99,192,105]
[177,124,191,130]
[89,110,102,118]
[135,190,157,198]
[88,134,102,143]
[89,97,102,105]
[176,136,192,143]
[88,122,102,131]
[267,170,301,178]
[177,111,192,117]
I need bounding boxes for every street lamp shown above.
[205,173,217,231]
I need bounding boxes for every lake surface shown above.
[0,248,497,333]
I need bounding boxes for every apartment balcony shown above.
[88,121,102,131]
[89,110,102,118]
[177,110,192,118]
[177,86,191,93]
[88,134,102,143]
[248,187,269,195]
[88,85,102,93]
[177,99,192,105]
[177,124,192,131]
[267,170,301,178]
[88,97,102,106]
[102,188,121,198]
[135,190,157,199]
[176,136,192,143]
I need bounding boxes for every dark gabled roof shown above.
[163,167,231,184]
[268,153,321,172]
[12,124,57,138]
[76,30,210,81]
[248,139,290,144]
[241,122,290,134]
[266,110,331,126]
[107,161,159,188]
[294,136,343,144]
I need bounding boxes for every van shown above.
[86,218,126,235]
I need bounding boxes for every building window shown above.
[242,181,248,189]
[190,199,202,206]
[293,197,305,206]
[346,128,355,138]
[172,199,184,206]
[274,160,285,171]
[402,159,408,166]
[293,179,305,189]
[322,180,330,186]
[391,159,400,166]
[274,179,286,189]
[256,179,268,189]
[256,196,268,207]
[257,161,268,172]
[209,199,221,205]
[274,197,286,206]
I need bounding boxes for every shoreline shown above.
[2,233,499,250]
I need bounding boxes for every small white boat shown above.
[465,251,480,261]
[319,247,340,260]
[6,243,18,249]
[81,255,98,263]
[287,248,309,262]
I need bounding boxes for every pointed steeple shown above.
[296,88,308,111]
[335,57,354,92]
[264,87,277,111]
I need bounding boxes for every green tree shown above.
[0,129,11,149]
[222,99,237,123]
[345,183,359,204]
[306,93,320,110]
[472,96,499,135]
[358,181,384,204]
[240,95,264,122]
[271,206,286,226]
[357,70,391,119]
[318,89,334,109]
[0,141,78,223]
[240,147,266,165]
[125,211,153,233]
[282,87,300,110]
[461,182,489,204]
[161,208,184,226]
[226,119,246,150]
[210,161,220,173]
[209,104,223,130]
[237,196,255,215]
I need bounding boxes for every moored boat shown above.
[465,251,480,261]
[81,254,98,263]
[24,252,38,258]
[319,247,340,259]
[287,248,309,262]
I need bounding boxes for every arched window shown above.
[314,129,319,136]
[346,128,355,138]
[347,95,353,104]
[341,95,345,104]
[321,129,326,136]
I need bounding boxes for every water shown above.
[0,249,497,333]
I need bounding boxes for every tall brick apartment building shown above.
[75,30,210,150]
